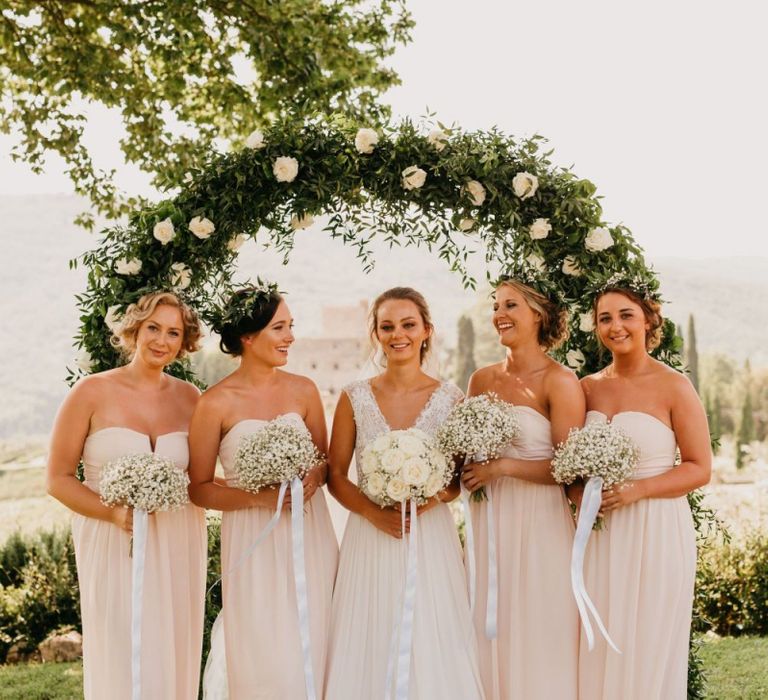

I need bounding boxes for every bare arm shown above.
[326,392,408,538]
[300,380,329,502]
[187,394,286,512]
[45,378,132,532]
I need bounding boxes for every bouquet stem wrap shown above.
[131,508,148,700]
[571,476,621,653]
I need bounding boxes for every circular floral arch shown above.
[70,116,679,382]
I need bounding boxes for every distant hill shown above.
[1,194,765,436]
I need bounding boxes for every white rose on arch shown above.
[115,257,142,276]
[354,128,379,154]
[74,348,94,372]
[290,213,315,230]
[170,262,192,290]
[566,349,586,369]
[189,216,216,239]
[153,218,175,245]
[273,156,299,183]
[245,130,265,150]
[402,165,427,191]
[465,180,486,206]
[585,226,614,252]
[526,253,547,272]
[561,256,583,277]
[458,218,475,232]
[227,234,246,252]
[427,128,448,152]
[529,218,551,240]
[512,172,539,200]
[105,305,123,332]
[579,313,595,333]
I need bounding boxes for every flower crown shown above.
[209,279,281,332]
[593,272,661,303]
[493,265,563,306]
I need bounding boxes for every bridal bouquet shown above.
[437,393,521,500]
[359,428,452,507]
[233,418,321,492]
[100,454,189,512]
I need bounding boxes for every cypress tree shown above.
[455,315,477,393]
[685,314,699,393]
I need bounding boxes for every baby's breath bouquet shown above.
[233,418,321,492]
[100,454,189,512]
[359,428,452,507]
[437,393,521,501]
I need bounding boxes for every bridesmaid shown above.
[46,291,207,699]
[188,285,338,699]
[574,279,711,699]
[325,286,484,699]
[460,275,583,700]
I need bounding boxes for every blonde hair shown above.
[111,291,202,359]
[369,287,433,365]
[495,279,569,350]
[593,287,664,350]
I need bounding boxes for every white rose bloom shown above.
[382,448,406,474]
[458,218,475,232]
[273,156,299,183]
[386,477,410,502]
[529,218,552,240]
[585,226,614,252]
[227,234,246,252]
[290,213,315,230]
[105,305,123,332]
[526,253,547,272]
[245,130,265,149]
[115,257,142,276]
[579,313,595,333]
[566,349,586,369]
[365,472,386,497]
[398,434,424,458]
[354,128,379,154]
[189,216,215,239]
[403,459,430,486]
[410,428,431,442]
[424,472,444,498]
[427,128,448,151]
[360,452,378,476]
[153,217,175,245]
[562,256,583,277]
[74,348,94,372]
[170,262,192,290]
[402,165,427,191]
[465,180,486,206]
[512,172,539,200]
[371,434,391,453]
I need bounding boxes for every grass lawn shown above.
[0,636,765,698]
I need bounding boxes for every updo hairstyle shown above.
[496,279,569,350]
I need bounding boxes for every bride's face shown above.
[134,304,184,369]
[595,292,650,356]
[242,300,295,367]
[374,299,431,366]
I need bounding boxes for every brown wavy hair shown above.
[369,287,433,365]
[593,287,664,350]
[495,279,569,350]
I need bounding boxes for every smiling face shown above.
[492,283,541,348]
[133,304,184,369]
[241,299,295,367]
[595,292,651,355]
[374,298,432,366]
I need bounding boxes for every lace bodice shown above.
[344,379,463,479]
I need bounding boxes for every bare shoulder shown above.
[467,363,501,396]
[168,376,201,406]
[68,369,120,400]
[277,370,320,398]
[543,359,580,391]
[196,375,235,411]
[652,360,697,396]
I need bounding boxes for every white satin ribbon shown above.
[385,498,419,700]
[131,508,148,700]
[290,476,316,700]
[571,476,621,653]
[460,483,477,613]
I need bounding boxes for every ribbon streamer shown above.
[131,508,148,700]
[460,483,477,613]
[571,476,621,653]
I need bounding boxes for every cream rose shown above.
[585,226,614,252]
[427,128,448,152]
[153,217,175,245]
[371,434,391,453]
[354,128,379,154]
[579,313,595,333]
[365,472,386,497]
[382,447,406,474]
[273,156,299,183]
[526,253,546,272]
[170,262,192,290]
[74,348,94,372]
[290,213,315,230]
[360,452,378,476]
[465,180,486,206]
[402,165,427,191]
[562,256,582,277]
[245,130,265,150]
[105,305,123,332]
[566,349,585,369]
[512,172,539,200]
[189,216,215,239]
[227,234,246,252]
[403,458,431,487]
[115,257,142,276]
[424,472,444,498]
[529,218,551,240]
[398,434,425,458]
[458,218,475,232]
[386,477,410,502]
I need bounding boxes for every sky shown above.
[1,0,766,259]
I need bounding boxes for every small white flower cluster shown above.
[359,428,451,507]
[100,453,189,512]
[233,419,321,493]
[551,421,639,487]
[436,393,520,461]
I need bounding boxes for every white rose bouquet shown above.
[437,393,520,500]
[233,418,321,493]
[359,428,452,507]
[100,453,189,512]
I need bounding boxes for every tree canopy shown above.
[0,0,413,226]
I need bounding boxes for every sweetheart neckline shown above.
[587,409,674,433]
[86,427,188,452]
[220,412,304,444]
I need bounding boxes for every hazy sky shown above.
[1,0,765,258]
